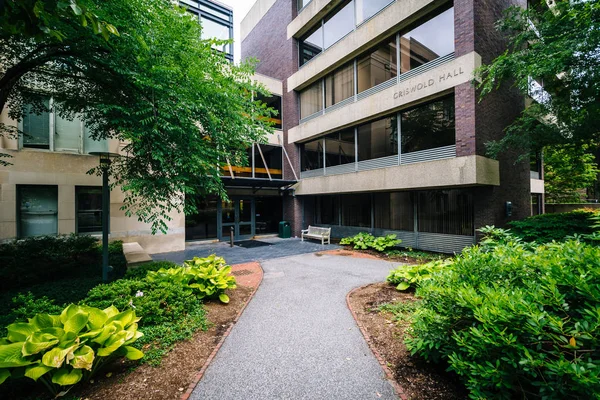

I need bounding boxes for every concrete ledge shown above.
[287,0,344,40]
[122,242,153,267]
[241,0,278,42]
[531,178,545,194]
[290,52,481,144]
[293,155,500,195]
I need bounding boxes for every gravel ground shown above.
[190,252,399,400]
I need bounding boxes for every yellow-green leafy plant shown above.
[146,254,237,303]
[0,304,143,396]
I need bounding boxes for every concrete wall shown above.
[0,109,185,253]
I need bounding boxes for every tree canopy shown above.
[0,0,275,233]
[543,144,599,203]
[477,0,600,157]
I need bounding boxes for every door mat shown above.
[234,240,273,249]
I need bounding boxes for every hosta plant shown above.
[146,254,237,303]
[340,233,401,252]
[0,304,143,396]
[386,260,449,291]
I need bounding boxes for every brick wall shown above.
[242,0,304,236]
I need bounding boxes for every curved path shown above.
[190,252,399,400]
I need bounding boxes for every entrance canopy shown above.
[221,177,297,190]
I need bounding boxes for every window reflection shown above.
[355,0,394,24]
[300,80,323,119]
[325,129,355,167]
[357,37,397,93]
[325,62,354,108]
[358,115,398,161]
[299,25,323,65]
[323,0,355,48]
[256,93,282,129]
[401,96,455,154]
[301,139,323,171]
[400,7,454,73]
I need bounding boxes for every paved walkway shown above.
[190,252,399,400]
[152,237,340,265]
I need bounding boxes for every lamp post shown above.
[90,151,120,282]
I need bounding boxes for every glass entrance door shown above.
[221,198,254,241]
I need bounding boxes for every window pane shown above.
[185,196,218,241]
[55,113,82,152]
[318,196,339,225]
[256,197,282,234]
[76,187,103,233]
[400,7,454,73]
[401,96,455,154]
[358,115,398,161]
[256,93,282,129]
[325,62,354,108]
[297,0,312,10]
[23,100,50,149]
[357,37,397,93]
[301,139,323,171]
[300,80,323,119]
[341,194,371,227]
[374,192,414,230]
[325,128,355,167]
[18,185,58,238]
[201,17,231,53]
[225,147,253,178]
[355,0,393,24]
[300,24,323,65]
[323,0,354,48]
[83,126,109,154]
[200,5,231,22]
[255,144,283,179]
[417,190,473,236]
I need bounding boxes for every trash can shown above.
[278,221,291,238]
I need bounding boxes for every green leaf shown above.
[82,307,108,330]
[0,343,36,368]
[69,345,94,370]
[51,367,82,386]
[24,363,54,381]
[64,310,89,334]
[0,369,10,384]
[219,294,230,304]
[41,344,79,368]
[6,323,36,343]
[122,346,144,361]
[29,314,55,330]
[22,332,59,356]
[396,282,410,291]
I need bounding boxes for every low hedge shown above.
[507,209,599,243]
[0,235,127,291]
[406,230,600,399]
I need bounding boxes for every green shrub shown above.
[406,235,600,399]
[0,304,143,396]
[386,260,450,291]
[340,232,401,252]
[507,209,599,243]
[123,261,180,280]
[0,235,126,291]
[146,255,237,303]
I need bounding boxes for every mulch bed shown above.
[348,282,468,400]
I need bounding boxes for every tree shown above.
[477,0,600,157]
[0,0,275,233]
[543,144,600,203]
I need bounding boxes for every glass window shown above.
[255,144,283,179]
[255,197,283,234]
[185,196,218,241]
[325,129,355,167]
[83,126,109,154]
[341,194,371,227]
[318,196,340,225]
[200,5,231,22]
[300,80,323,119]
[374,192,414,231]
[201,17,231,53]
[301,139,323,171]
[325,62,354,108]
[54,113,82,152]
[417,190,474,236]
[357,37,397,93]
[297,0,312,11]
[401,96,455,154]
[256,93,282,129]
[223,147,253,178]
[76,187,103,234]
[323,0,355,48]
[18,185,58,238]
[400,7,454,73]
[299,24,323,66]
[358,115,398,161]
[355,0,394,25]
[23,100,50,149]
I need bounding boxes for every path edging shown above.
[181,262,264,400]
[346,284,409,400]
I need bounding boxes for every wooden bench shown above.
[301,226,331,245]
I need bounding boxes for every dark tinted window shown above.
[358,115,398,161]
[401,96,455,154]
[256,93,282,129]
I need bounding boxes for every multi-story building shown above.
[0,0,236,253]
[240,0,545,253]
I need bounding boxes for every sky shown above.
[218,0,257,63]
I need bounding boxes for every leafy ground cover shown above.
[507,209,599,243]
